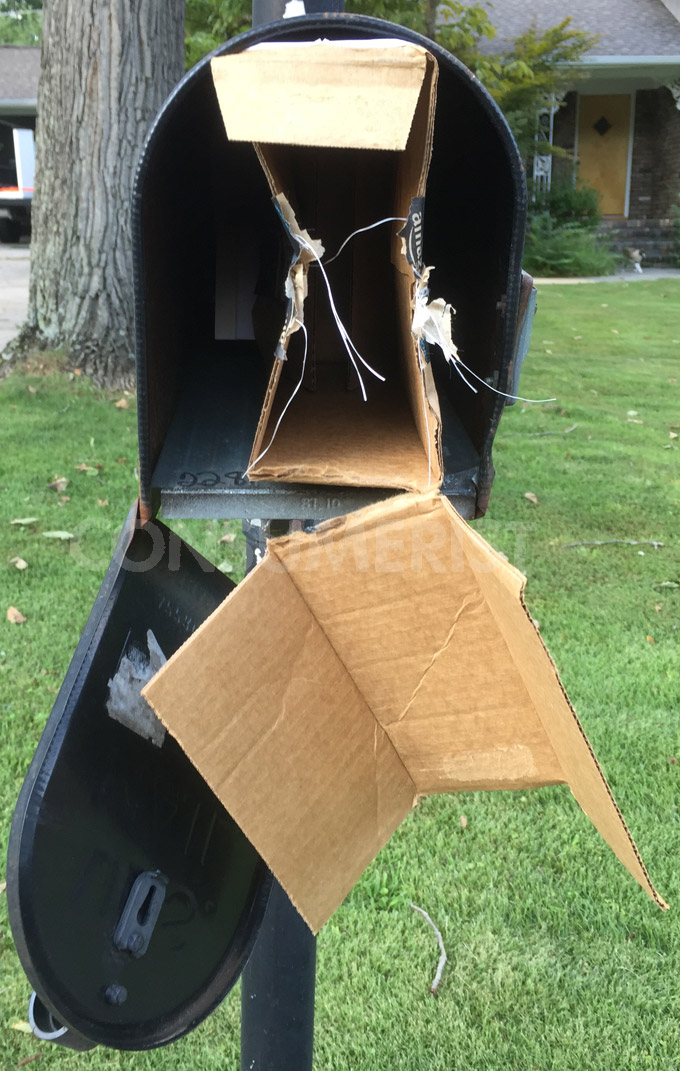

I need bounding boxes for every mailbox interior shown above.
[134,16,525,520]
[246,137,439,490]
[253,148,435,488]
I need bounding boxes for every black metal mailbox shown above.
[8,16,534,1059]
[133,14,529,524]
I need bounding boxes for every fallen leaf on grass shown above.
[115,456,128,464]
[46,476,69,493]
[611,329,619,335]
[219,533,236,544]
[7,607,27,624]
[42,531,74,541]
[628,418,643,425]
[217,562,234,574]
[10,518,39,526]
[524,492,539,505]
[114,397,129,410]
[460,815,468,830]
[27,385,37,395]
[654,603,662,612]
[0,880,6,894]
[73,368,82,376]
[671,432,678,440]
[10,1021,33,1035]
[96,499,109,507]
[646,635,655,644]
[18,1055,43,1068]
[9,557,28,571]
[669,757,678,766]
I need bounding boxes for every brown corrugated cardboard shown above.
[211,41,432,152]
[210,42,443,492]
[144,491,666,934]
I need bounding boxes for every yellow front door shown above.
[577,94,632,217]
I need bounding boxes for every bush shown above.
[523,213,618,277]
[534,182,602,230]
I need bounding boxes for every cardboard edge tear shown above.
[440,492,668,912]
[517,581,669,912]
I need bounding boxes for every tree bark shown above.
[423,0,438,41]
[26,0,185,386]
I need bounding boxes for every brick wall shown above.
[552,92,577,187]
[655,87,680,218]
[627,87,680,218]
[629,90,656,215]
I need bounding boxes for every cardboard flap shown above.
[144,493,665,932]
[211,41,433,151]
[144,564,415,933]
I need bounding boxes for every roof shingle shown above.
[0,45,40,103]
[464,0,680,56]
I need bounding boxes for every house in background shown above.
[469,0,680,263]
[0,46,39,241]
[0,45,39,177]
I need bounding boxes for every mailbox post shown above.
[241,3,337,1065]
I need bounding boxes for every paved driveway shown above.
[0,242,30,351]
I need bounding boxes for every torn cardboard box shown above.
[144,492,666,933]
[210,41,443,492]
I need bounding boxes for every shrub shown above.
[523,213,618,277]
[534,182,602,230]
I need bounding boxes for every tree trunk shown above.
[26,0,185,386]
[423,0,438,41]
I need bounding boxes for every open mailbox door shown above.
[7,505,270,1050]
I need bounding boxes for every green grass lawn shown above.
[0,279,679,1070]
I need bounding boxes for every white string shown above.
[244,320,308,477]
[416,289,556,405]
[323,216,408,267]
[417,342,432,488]
[450,354,556,404]
[291,229,385,401]
[422,307,479,395]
